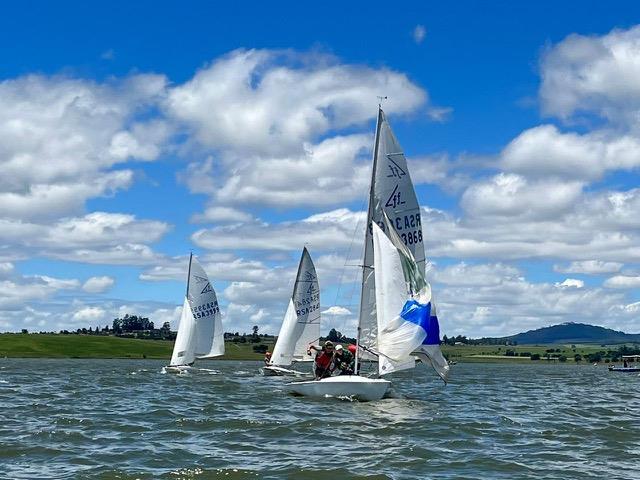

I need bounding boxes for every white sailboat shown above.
[286,106,449,401]
[263,247,320,377]
[165,253,224,373]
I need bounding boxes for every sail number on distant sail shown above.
[295,292,320,320]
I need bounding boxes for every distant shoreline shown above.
[0,333,624,363]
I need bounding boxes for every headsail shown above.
[271,247,321,366]
[358,108,425,356]
[169,297,197,366]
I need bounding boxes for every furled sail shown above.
[358,108,425,355]
[271,247,321,366]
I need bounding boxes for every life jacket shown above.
[315,351,333,370]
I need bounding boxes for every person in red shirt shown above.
[308,341,335,379]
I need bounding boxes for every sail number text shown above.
[192,300,220,319]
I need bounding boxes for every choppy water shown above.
[1,359,639,479]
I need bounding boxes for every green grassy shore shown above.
[0,334,274,360]
[0,333,618,363]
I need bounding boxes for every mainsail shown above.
[169,254,223,366]
[271,247,321,366]
[358,108,425,359]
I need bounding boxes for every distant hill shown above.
[498,322,640,345]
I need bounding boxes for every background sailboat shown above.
[263,247,320,376]
[165,253,224,373]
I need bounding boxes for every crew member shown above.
[264,351,272,365]
[308,341,335,379]
[334,344,354,375]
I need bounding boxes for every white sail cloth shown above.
[170,298,197,366]
[271,247,321,366]
[373,221,449,382]
[359,109,426,357]
[169,255,223,366]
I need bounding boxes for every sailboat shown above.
[263,247,320,377]
[286,106,449,400]
[165,253,224,373]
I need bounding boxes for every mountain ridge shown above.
[492,322,640,344]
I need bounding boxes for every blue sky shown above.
[2,1,640,336]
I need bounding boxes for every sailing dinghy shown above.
[165,253,224,373]
[263,247,320,377]
[286,106,449,400]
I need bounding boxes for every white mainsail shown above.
[358,108,426,359]
[271,247,320,366]
[169,254,223,367]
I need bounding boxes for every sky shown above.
[2,0,640,337]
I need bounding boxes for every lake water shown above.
[1,359,639,479]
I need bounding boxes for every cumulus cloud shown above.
[82,276,115,293]
[554,260,623,275]
[501,125,640,181]
[72,306,106,323]
[604,275,640,289]
[167,49,427,156]
[322,306,352,316]
[540,25,640,123]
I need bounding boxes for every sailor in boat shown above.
[264,351,272,366]
[308,341,336,379]
[333,344,355,375]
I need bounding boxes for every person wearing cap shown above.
[308,341,335,379]
[264,351,272,365]
[333,344,355,375]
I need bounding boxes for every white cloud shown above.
[191,206,255,224]
[555,278,584,288]
[554,260,623,275]
[82,276,115,293]
[413,25,427,44]
[0,73,169,218]
[166,49,427,156]
[501,125,640,181]
[72,306,106,323]
[461,173,583,220]
[604,275,640,289]
[322,306,352,316]
[540,25,640,123]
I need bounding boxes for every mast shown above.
[355,105,384,375]
[185,251,193,298]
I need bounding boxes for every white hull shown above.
[262,365,310,377]
[163,365,193,374]
[286,375,391,401]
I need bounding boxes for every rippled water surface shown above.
[1,359,639,479]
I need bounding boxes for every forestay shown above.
[271,247,321,366]
[358,108,426,356]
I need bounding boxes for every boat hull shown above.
[262,365,309,377]
[286,375,391,401]
[608,366,640,372]
[163,365,193,374]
